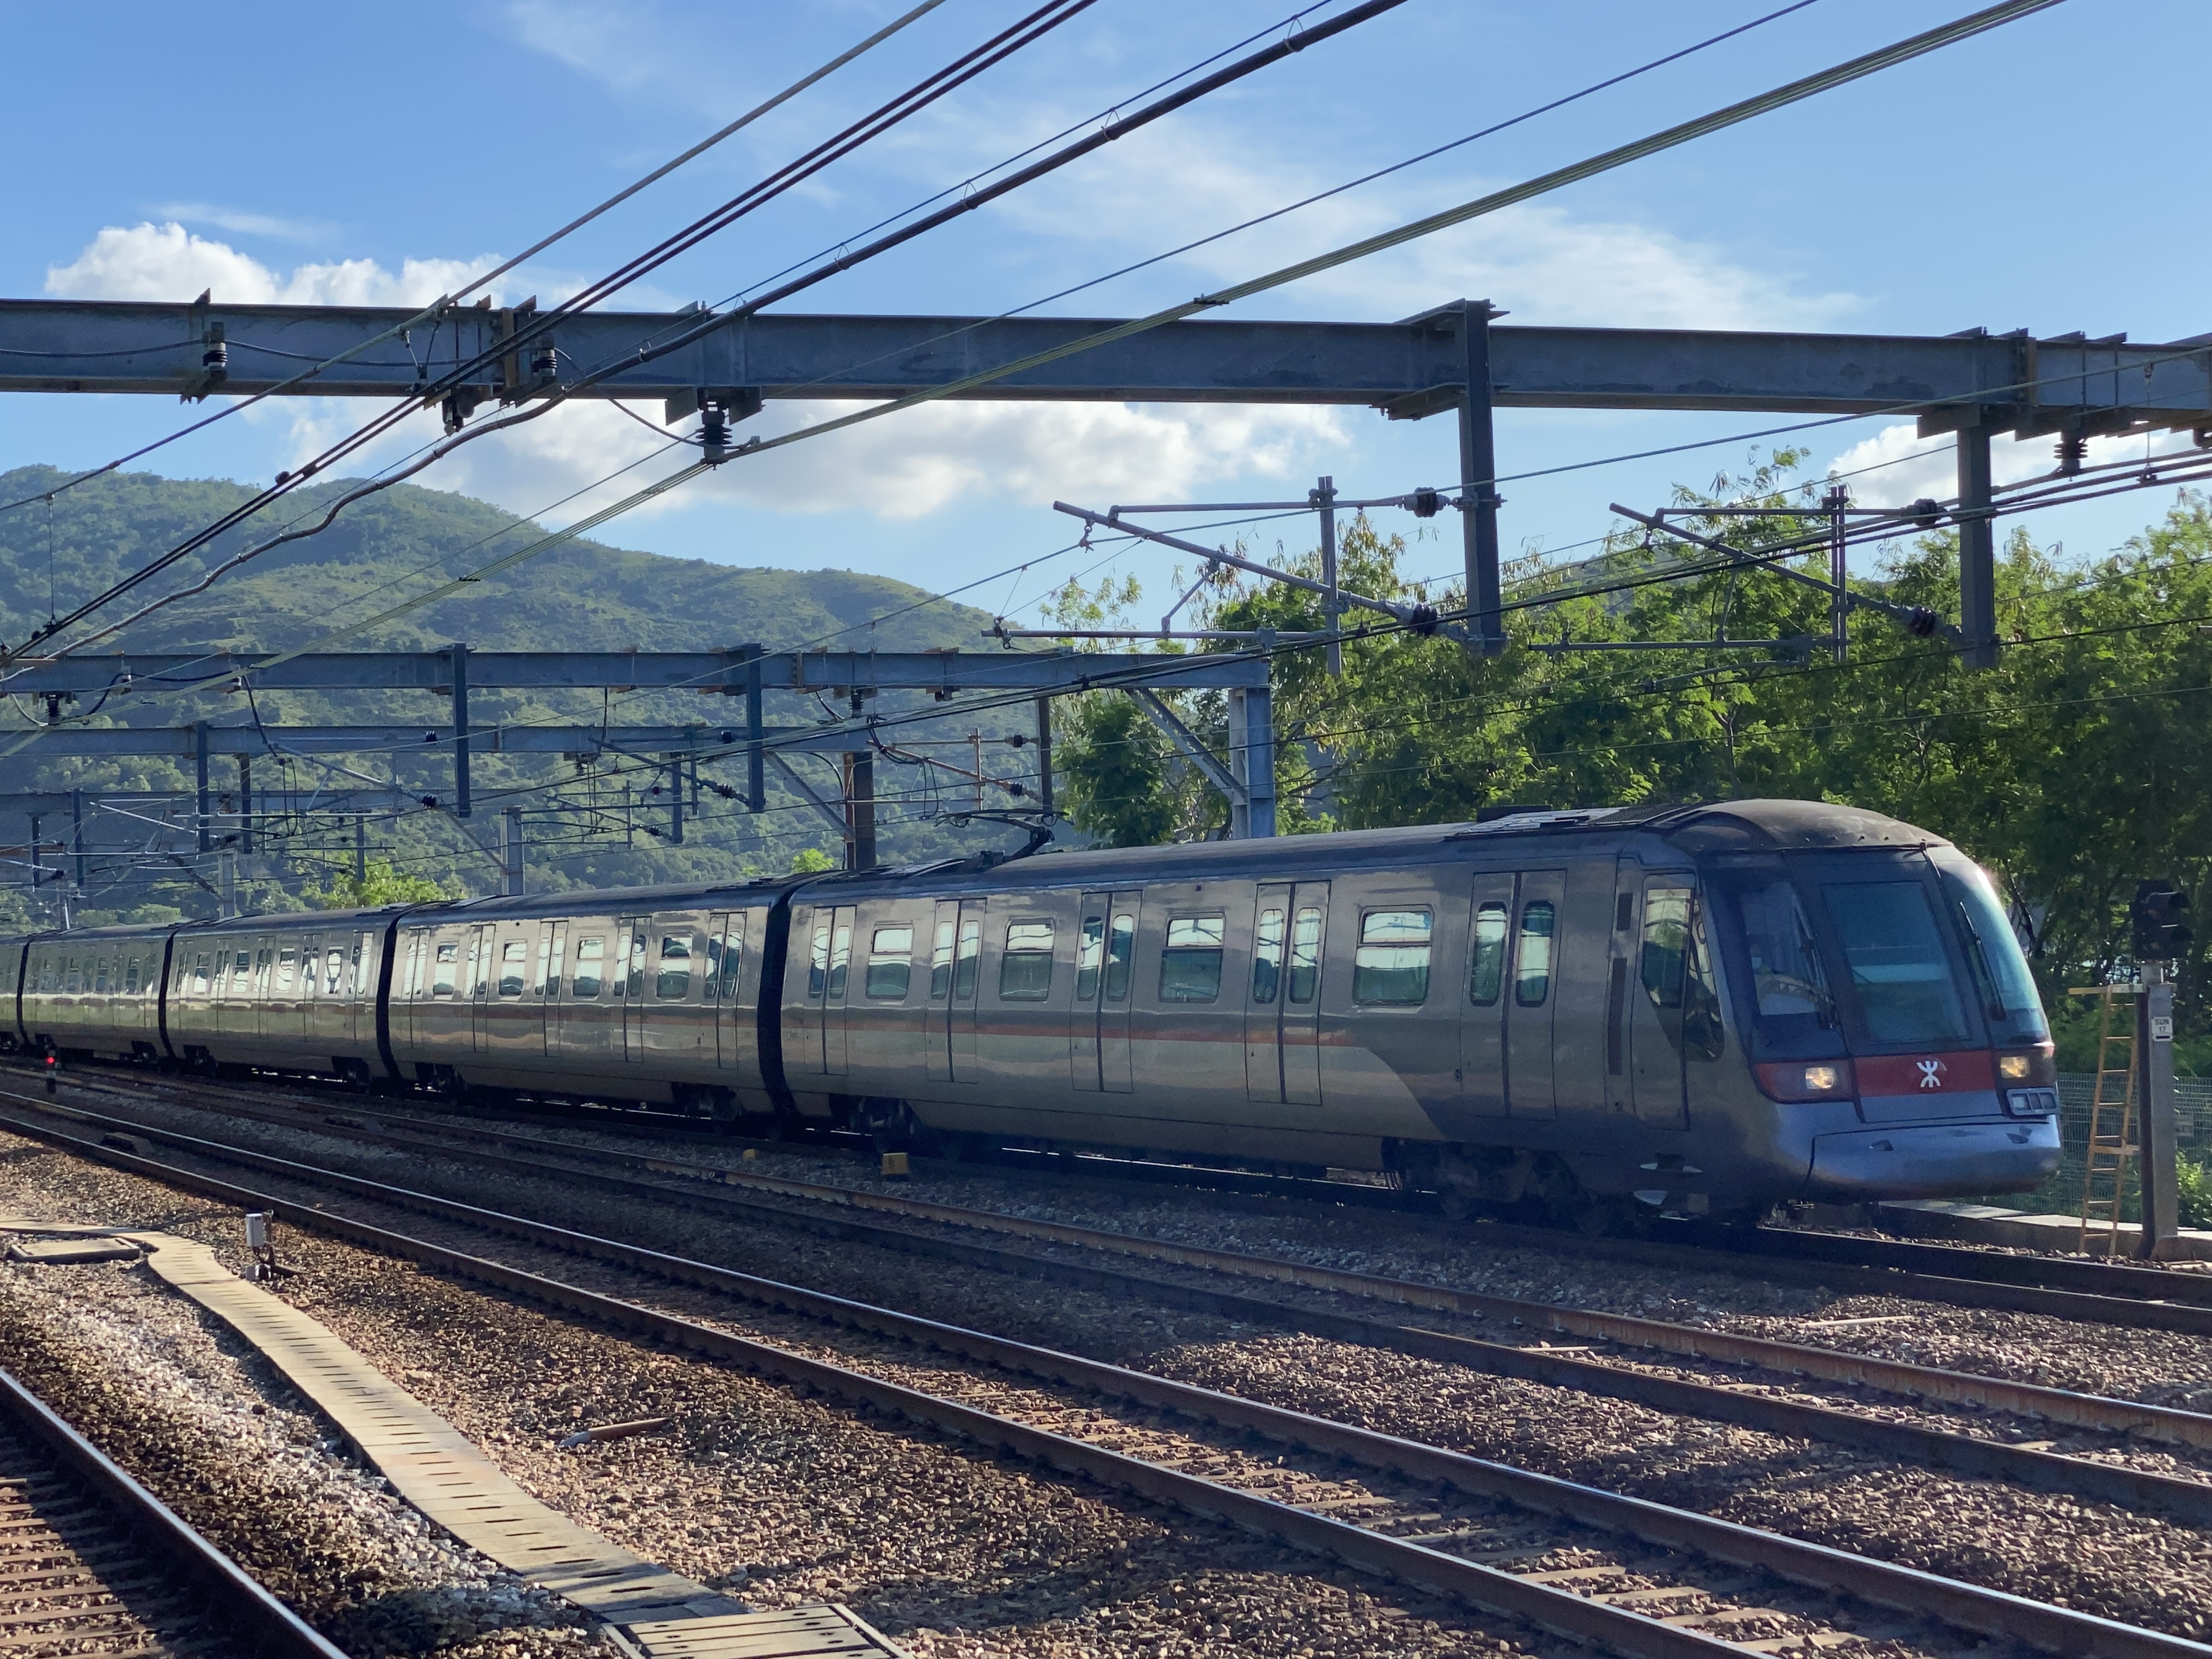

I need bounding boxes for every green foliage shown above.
[2178,1157,2212,1231]
[788,848,837,874]
[302,860,454,909]
[1056,694,1183,847]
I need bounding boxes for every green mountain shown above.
[0,464,1036,923]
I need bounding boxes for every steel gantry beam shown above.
[4,301,2209,431]
[6,724,875,758]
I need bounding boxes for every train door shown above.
[537,922,565,1056]
[706,912,736,1069]
[1068,891,1139,1093]
[617,916,647,1062]
[949,899,985,1082]
[467,924,493,1053]
[1245,884,1328,1103]
[823,906,853,1077]
[1458,873,1517,1119]
[349,930,374,1047]
[927,902,957,1082]
[1504,871,1564,1120]
[1622,871,1717,1130]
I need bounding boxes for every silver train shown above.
[0,799,2063,1222]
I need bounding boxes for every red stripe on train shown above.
[1853,1050,1995,1095]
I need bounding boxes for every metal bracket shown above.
[1130,690,1240,803]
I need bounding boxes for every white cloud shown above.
[149,202,337,243]
[930,114,1861,331]
[326,394,1348,528]
[44,223,503,307]
[1825,421,2199,508]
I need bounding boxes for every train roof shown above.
[0,799,1945,942]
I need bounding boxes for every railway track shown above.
[0,1093,2205,1659]
[22,1071,2212,1530]
[0,1358,345,1659]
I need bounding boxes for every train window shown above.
[655,932,693,1001]
[808,918,831,1000]
[431,942,459,997]
[707,928,743,1002]
[953,919,982,1000]
[1159,916,1225,1003]
[572,938,605,998]
[1076,913,1105,1002]
[1288,907,1322,1004]
[866,926,914,1000]
[276,949,297,992]
[826,921,851,1001]
[1515,903,1555,1007]
[1820,882,1970,1045]
[1105,913,1136,1001]
[1936,861,2049,1044]
[326,949,345,996]
[1252,909,1285,1005]
[500,940,530,998]
[94,958,110,995]
[1640,890,1691,1010]
[125,958,140,996]
[929,921,956,1000]
[254,949,273,993]
[64,958,81,995]
[193,954,210,996]
[1468,902,1509,1006]
[1355,910,1431,1006]
[998,921,1055,1001]
[37,959,54,995]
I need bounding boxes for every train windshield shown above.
[1929,853,2049,1043]
[1815,881,1971,1046]
[1706,866,1839,1052]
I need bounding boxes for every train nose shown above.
[1807,1116,2061,1200]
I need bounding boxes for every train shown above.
[0,798,2063,1227]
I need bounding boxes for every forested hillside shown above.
[0,465,1016,921]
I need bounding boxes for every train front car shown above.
[1673,801,2060,1215]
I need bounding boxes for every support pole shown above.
[195,723,211,853]
[842,749,876,870]
[237,755,253,854]
[741,645,765,812]
[219,850,238,919]
[1226,668,1277,839]
[2137,964,2182,1259]
[353,815,366,882]
[27,815,40,910]
[1457,300,1505,656]
[1956,423,1999,670]
[668,761,684,845]
[449,641,472,816]
[501,806,525,897]
[1034,695,1054,819]
[1823,483,1849,664]
[70,788,84,893]
[1314,475,1342,676]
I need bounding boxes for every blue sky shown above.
[2,0,2204,636]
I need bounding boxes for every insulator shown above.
[2055,433,2089,475]
[1410,487,1442,518]
[1906,497,1944,531]
[1905,607,1940,638]
[1406,603,1441,636]
[531,344,557,381]
[201,339,229,375]
[701,406,731,463]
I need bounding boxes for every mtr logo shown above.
[1857,1052,1993,1096]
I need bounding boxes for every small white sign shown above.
[2153,1015,2175,1041]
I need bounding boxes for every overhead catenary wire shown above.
[5,1,1103,663]
[0,2,949,526]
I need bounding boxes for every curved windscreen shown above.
[1706,865,1839,1052]
[1933,854,2050,1043]
[1817,880,1971,1045]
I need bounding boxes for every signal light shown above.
[43,1052,57,1095]
[2131,879,2193,961]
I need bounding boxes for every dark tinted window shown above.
[866,926,914,1000]
[1355,910,1431,1005]
[999,921,1054,1001]
[1935,857,2049,1043]
[655,932,692,1000]
[1076,912,1105,1003]
[1468,902,1508,1006]
[1160,916,1224,1003]
[1821,881,1970,1045]
[1105,913,1135,1000]
[1515,902,1555,1007]
[1252,907,1284,1005]
[1287,907,1322,1004]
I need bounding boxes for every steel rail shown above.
[0,1101,2202,1659]
[0,1362,349,1659]
[37,1069,2212,1449]
[22,1083,2212,1539]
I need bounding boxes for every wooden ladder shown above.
[2072,984,2140,1255]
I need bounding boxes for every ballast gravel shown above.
[16,1083,2212,1647]
[0,1121,1545,1659]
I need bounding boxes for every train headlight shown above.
[1997,1053,2030,1081]
[1996,1045,2056,1086]
[1753,1059,1856,1102]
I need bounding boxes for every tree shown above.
[302,860,451,909]
[1056,694,1182,847]
[789,848,837,873]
